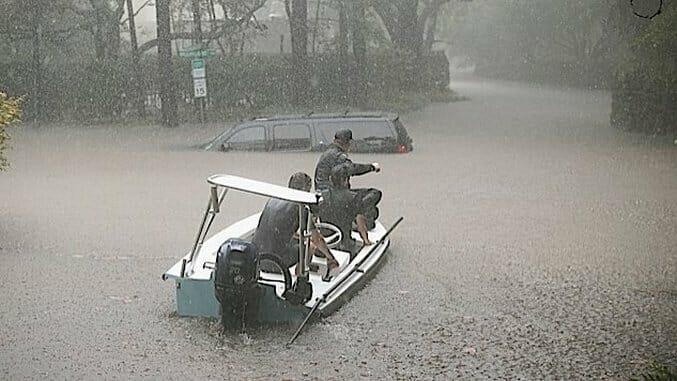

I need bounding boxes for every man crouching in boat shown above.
[314,129,382,230]
[318,163,375,259]
[253,172,339,276]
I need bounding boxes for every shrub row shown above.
[1,51,449,121]
[610,70,677,136]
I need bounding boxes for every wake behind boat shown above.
[163,174,402,333]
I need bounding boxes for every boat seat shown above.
[308,249,351,281]
[309,256,329,280]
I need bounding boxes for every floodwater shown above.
[1,77,676,380]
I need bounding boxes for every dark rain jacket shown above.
[253,199,300,256]
[314,143,375,191]
[252,198,309,266]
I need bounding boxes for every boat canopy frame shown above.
[183,174,323,277]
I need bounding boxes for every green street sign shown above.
[183,43,206,52]
[191,59,206,79]
[178,45,216,58]
[191,59,205,70]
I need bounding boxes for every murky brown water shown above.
[1,77,676,380]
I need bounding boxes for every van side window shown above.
[226,125,266,151]
[272,123,312,151]
[351,121,395,140]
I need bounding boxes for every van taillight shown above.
[397,144,408,153]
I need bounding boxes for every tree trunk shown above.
[156,0,178,127]
[311,0,322,54]
[288,0,309,106]
[108,15,121,61]
[88,6,121,62]
[424,9,438,53]
[191,0,203,44]
[191,0,205,119]
[31,0,43,122]
[419,0,449,55]
[349,0,367,105]
[126,0,145,117]
[94,24,106,60]
[337,0,349,101]
[398,0,422,56]
[337,1,348,57]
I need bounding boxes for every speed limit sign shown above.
[193,78,207,98]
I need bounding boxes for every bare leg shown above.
[356,214,373,245]
[306,242,317,267]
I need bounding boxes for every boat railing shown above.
[185,185,228,276]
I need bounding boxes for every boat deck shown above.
[259,222,389,312]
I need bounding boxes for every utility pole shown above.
[156,0,178,127]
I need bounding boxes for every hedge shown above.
[0,51,449,121]
[610,70,677,135]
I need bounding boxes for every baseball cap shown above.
[335,129,353,141]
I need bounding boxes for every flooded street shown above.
[1,77,676,379]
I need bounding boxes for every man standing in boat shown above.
[253,172,339,277]
[314,129,383,232]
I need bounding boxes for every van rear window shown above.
[319,120,395,141]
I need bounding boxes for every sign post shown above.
[179,45,216,123]
[191,58,206,122]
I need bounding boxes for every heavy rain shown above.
[1,0,676,379]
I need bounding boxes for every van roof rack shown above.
[249,111,397,122]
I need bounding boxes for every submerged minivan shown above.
[204,112,413,153]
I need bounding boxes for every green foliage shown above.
[627,4,677,88]
[206,54,292,109]
[0,92,23,171]
[611,5,677,135]
[0,92,22,126]
[186,51,448,112]
[630,363,677,381]
[69,60,133,119]
[0,51,449,121]
[0,59,132,121]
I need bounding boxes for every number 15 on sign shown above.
[194,78,207,98]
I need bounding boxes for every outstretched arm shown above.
[337,152,380,177]
[346,159,378,177]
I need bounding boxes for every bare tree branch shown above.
[138,19,238,52]
[120,0,153,24]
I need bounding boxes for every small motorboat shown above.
[163,174,402,339]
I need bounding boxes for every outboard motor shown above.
[214,238,260,330]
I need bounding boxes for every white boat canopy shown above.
[208,174,320,205]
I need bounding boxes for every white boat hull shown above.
[163,213,391,323]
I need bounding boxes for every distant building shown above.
[122,0,337,55]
